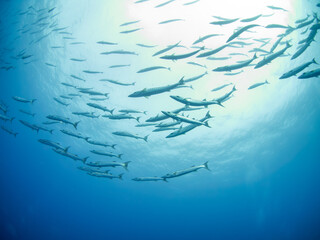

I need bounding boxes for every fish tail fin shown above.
[124,161,131,171]
[111,144,117,149]
[204,120,211,128]
[119,173,124,180]
[217,101,225,108]
[313,58,318,65]
[31,99,37,104]
[286,41,292,48]
[64,146,70,152]
[253,53,257,59]
[179,77,184,85]
[14,133,18,137]
[132,82,136,86]
[168,67,171,71]
[265,79,270,84]
[110,108,115,115]
[190,85,194,90]
[104,93,109,97]
[136,117,141,123]
[163,178,168,182]
[10,117,15,123]
[143,111,148,115]
[232,85,237,91]
[84,137,90,141]
[203,161,210,171]
[143,135,149,142]
[82,157,89,163]
[49,129,54,134]
[74,121,80,129]
[205,111,212,119]
[118,154,123,159]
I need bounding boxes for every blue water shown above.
[1,0,320,239]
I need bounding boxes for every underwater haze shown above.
[1,0,320,239]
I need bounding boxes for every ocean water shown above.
[1,0,320,239]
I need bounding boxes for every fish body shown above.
[255,42,291,68]
[184,71,208,83]
[70,74,85,81]
[101,50,138,55]
[87,172,124,180]
[12,96,36,103]
[162,162,210,179]
[38,139,69,152]
[119,109,147,115]
[160,48,203,60]
[214,86,237,103]
[90,150,122,159]
[211,83,233,92]
[227,24,260,42]
[60,129,88,140]
[136,43,157,48]
[159,19,184,24]
[0,114,14,122]
[86,139,116,149]
[97,41,117,45]
[213,53,257,71]
[87,103,114,114]
[152,41,181,57]
[103,114,140,122]
[53,148,88,163]
[1,126,18,137]
[210,18,239,25]
[83,70,103,74]
[137,66,170,73]
[53,97,69,106]
[86,161,130,170]
[109,64,131,68]
[46,115,80,129]
[120,20,140,27]
[155,0,175,8]
[79,89,108,97]
[193,34,222,45]
[241,14,262,23]
[280,58,317,79]
[248,80,269,89]
[170,95,222,107]
[19,120,39,132]
[120,28,143,34]
[197,44,229,58]
[132,177,167,182]
[298,68,320,79]
[162,111,210,127]
[129,78,184,97]
[72,112,99,118]
[112,131,148,142]
[100,79,135,86]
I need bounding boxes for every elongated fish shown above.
[187,62,206,68]
[197,44,229,58]
[213,53,257,72]
[241,14,262,23]
[162,161,210,180]
[120,28,143,34]
[211,83,233,92]
[12,96,36,103]
[1,125,18,137]
[83,70,103,74]
[162,111,210,127]
[128,78,184,97]
[170,95,222,107]
[70,58,86,62]
[298,68,320,79]
[19,120,39,132]
[132,176,167,181]
[60,129,88,140]
[159,19,184,24]
[79,89,109,97]
[46,115,80,129]
[155,0,175,8]
[103,113,140,122]
[267,5,288,11]
[19,109,35,117]
[280,58,317,79]
[160,47,204,60]
[97,41,117,45]
[146,106,190,122]
[109,64,131,68]
[214,86,237,103]
[70,74,85,81]
[184,71,208,83]
[87,172,124,180]
[136,43,157,48]
[86,160,130,170]
[101,50,138,55]
[90,150,122,159]
[210,18,239,25]
[120,20,140,27]
[193,34,222,45]
[265,24,291,29]
[100,79,135,86]
[86,138,116,149]
[248,80,269,90]
[53,148,88,163]
[87,103,114,114]
[119,109,147,115]
[255,42,291,69]
[183,0,200,6]
[112,131,148,142]
[53,97,69,106]
[152,41,181,57]
[295,14,310,24]
[38,139,69,152]
[227,24,260,43]
[137,66,170,73]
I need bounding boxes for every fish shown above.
[132,176,168,182]
[90,97,109,101]
[70,42,85,45]
[87,172,124,180]
[12,96,36,104]
[162,161,210,179]
[226,24,260,43]
[79,89,109,97]
[135,123,157,127]
[295,14,310,24]
[183,72,208,83]
[155,121,181,128]
[162,111,210,127]
[197,44,229,58]
[128,78,184,98]
[214,86,237,103]
[120,28,143,34]
[170,95,223,108]
[96,41,117,45]
[70,74,85,81]
[46,115,80,129]
[90,150,123,159]
[112,131,148,142]
[298,68,320,79]
[86,160,131,170]
[207,56,231,60]
[0,102,8,114]
[19,120,39,132]
[87,103,114,114]
[38,139,69,152]
[210,18,239,25]
[1,126,18,137]
[53,97,69,106]
[83,70,103,74]
[137,66,170,73]
[33,125,54,134]
[265,24,292,29]
[135,0,150,3]
[120,20,140,27]
[155,0,175,8]
[19,109,35,117]
[211,83,233,92]
[119,109,147,115]
[159,19,184,24]
[153,127,179,132]
[213,53,257,72]
[224,70,244,76]
[295,17,314,29]
[280,58,317,79]
[100,79,135,86]
[45,62,56,67]
[183,0,200,6]
[72,112,99,118]
[152,41,181,57]
[86,138,116,149]
[248,80,269,90]
[78,167,110,174]
[193,34,222,45]
[109,64,131,68]
[42,121,60,125]
[61,82,76,88]
[267,5,288,11]
[0,114,14,122]
[101,50,138,55]
[103,114,140,122]
[160,47,204,60]
[70,58,86,62]
[53,148,88,163]
[255,42,291,69]
[291,41,311,60]
[269,37,283,52]
[187,62,206,68]
[60,129,88,140]
[136,43,157,48]
[241,14,262,23]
